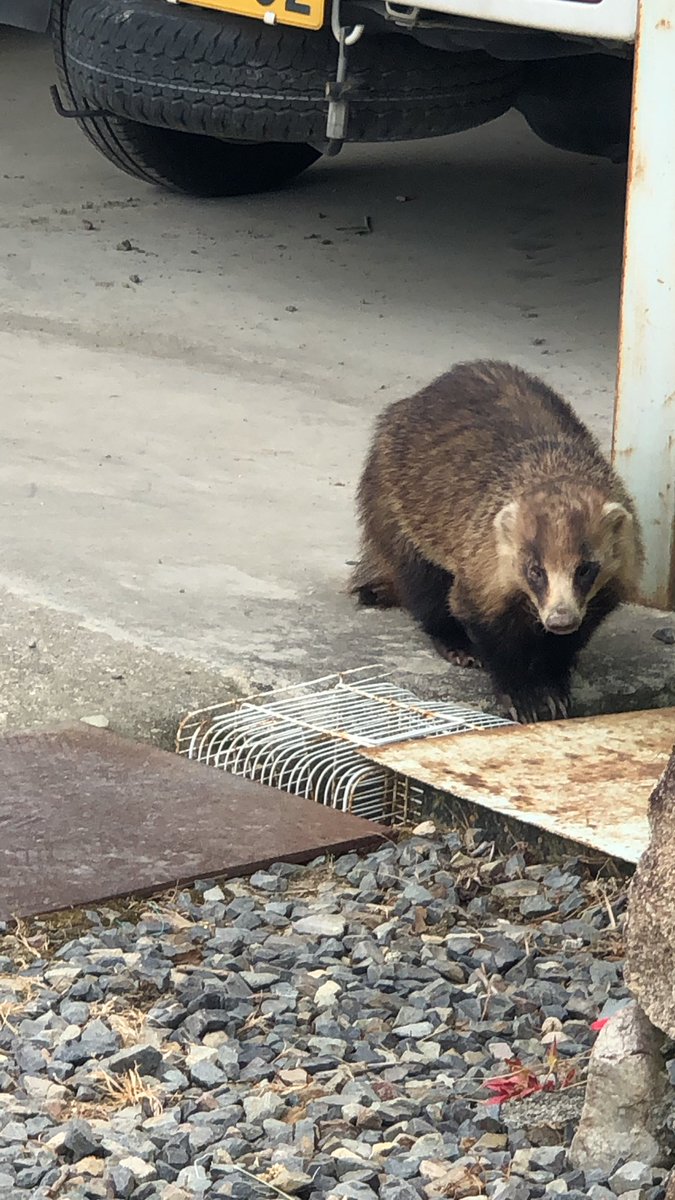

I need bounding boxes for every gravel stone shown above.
[380,1183,422,1200]
[529,1145,567,1173]
[59,1001,90,1025]
[240,971,280,989]
[489,1181,531,1199]
[105,1043,162,1076]
[54,1019,120,1065]
[294,915,346,938]
[106,1163,137,1198]
[609,1161,655,1194]
[61,1120,102,1162]
[243,1092,287,1123]
[394,1022,434,1039]
[118,1155,157,1184]
[176,1163,210,1192]
[249,873,283,893]
[315,981,341,1007]
[189,1059,227,1088]
[21,1076,68,1105]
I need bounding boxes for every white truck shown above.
[3,0,636,197]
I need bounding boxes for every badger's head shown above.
[493,486,639,633]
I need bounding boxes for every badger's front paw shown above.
[501,689,571,724]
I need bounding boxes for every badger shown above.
[351,361,643,722]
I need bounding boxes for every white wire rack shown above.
[176,667,512,826]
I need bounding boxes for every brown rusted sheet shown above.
[0,726,387,921]
[364,708,675,863]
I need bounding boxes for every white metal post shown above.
[613,0,675,611]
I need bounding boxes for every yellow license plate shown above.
[186,0,324,31]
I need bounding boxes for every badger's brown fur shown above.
[352,361,643,721]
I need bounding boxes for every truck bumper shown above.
[0,0,52,31]
[388,0,637,43]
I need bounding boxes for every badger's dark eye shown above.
[576,560,600,590]
[527,563,547,589]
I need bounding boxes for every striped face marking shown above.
[494,491,630,632]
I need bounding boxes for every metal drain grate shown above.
[177,667,512,826]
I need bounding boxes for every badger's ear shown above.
[601,501,632,534]
[494,501,519,552]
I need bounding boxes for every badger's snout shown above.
[544,606,581,634]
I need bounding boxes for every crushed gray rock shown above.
[0,827,660,1199]
[105,1043,162,1077]
[610,1159,658,1193]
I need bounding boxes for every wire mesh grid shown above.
[176,666,512,826]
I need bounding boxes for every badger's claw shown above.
[433,639,483,669]
[502,691,570,724]
[543,691,571,720]
[503,697,537,724]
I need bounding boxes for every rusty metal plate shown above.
[364,708,675,863]
[0,726,387,921]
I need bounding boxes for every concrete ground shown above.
[1,25,673,745]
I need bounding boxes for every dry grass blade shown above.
[598,883,618,929]
[0,973,41,1032]
[0,973,40,994]
[221,1162,297,1200]
[103,1008,148,1046]
[3,919,46,966]
[0,1001,18,1034]
[88,1067,164,1117]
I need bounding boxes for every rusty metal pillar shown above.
[612,0,675,611]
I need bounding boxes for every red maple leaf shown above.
[483,1062,549,1105]
[483,1045,578,1107]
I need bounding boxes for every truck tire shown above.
[53,0,522,196]
[516,56,632,163]
[51,0,321,195]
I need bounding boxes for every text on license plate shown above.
[185,0,325,31]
